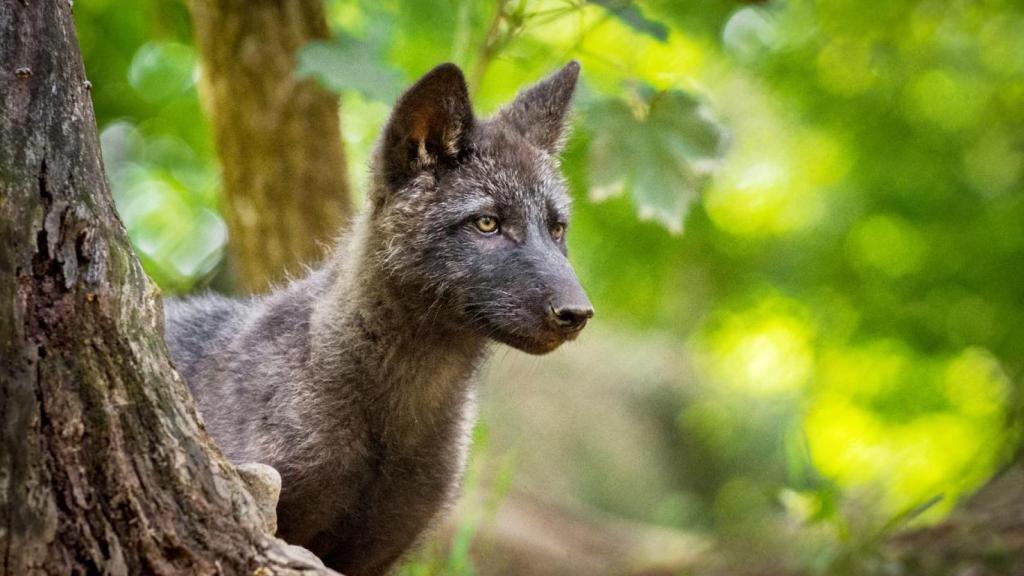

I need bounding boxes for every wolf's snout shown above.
[542,257,593,336]
[547,303,594,332]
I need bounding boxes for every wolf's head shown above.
[366,62,592,354]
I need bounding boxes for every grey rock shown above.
[237,462,282,534]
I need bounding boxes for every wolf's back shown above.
[163,294,249,391]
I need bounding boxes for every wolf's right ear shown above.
[379,63,475,190]
[498,61,580,155]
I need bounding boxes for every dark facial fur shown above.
[163,62,590,576]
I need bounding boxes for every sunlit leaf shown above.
[640,0,753,40]
[298,33,403,102]
[586,89,727,232]
[589,0,669,41]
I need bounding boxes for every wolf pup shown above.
[164,61,592,575]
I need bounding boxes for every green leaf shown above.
[589,0,669,42]
[640,0,754,40]
[297,33,403,102]
[586,89,727,233]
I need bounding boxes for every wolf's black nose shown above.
[548,304,594,332]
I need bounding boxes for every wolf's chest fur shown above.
[167,264,483,571]
[164,61,590,576]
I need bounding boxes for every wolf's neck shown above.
[308,216,486,445]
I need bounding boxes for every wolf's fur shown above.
[164,62,590,575]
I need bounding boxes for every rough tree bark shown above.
[189,0,352,294]
[0,2,335,573]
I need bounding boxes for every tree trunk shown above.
[189,0,352,294]
[0,2,334,573]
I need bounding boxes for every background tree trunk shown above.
[189,0,352,294]
[0,2,334,573]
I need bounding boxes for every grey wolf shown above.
[164,61,592,575]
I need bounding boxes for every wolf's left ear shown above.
[499,61,580,155]
[380,63,475,189]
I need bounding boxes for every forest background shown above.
[71,1,1024,574]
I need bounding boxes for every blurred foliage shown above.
[75,0,1024,573]
[76,1,224,291]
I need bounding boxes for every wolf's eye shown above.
[551,223,566,241]
[474,216,499,234]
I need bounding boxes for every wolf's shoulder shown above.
[163,292,249,375]
[165,292,248,337]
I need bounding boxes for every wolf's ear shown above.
[380,63,474,189]
[499,61,580,155]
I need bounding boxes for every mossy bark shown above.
[0,2,334,573]
[190,0,352,294]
